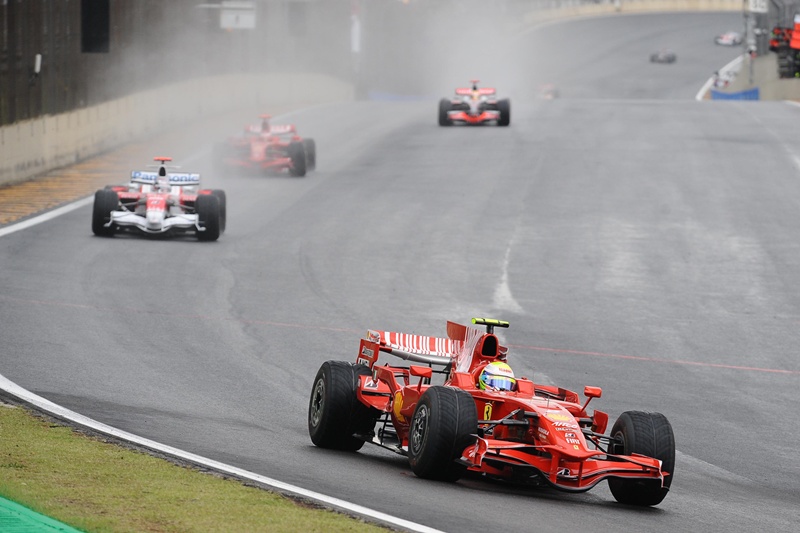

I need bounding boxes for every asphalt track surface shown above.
[1,11,799,533]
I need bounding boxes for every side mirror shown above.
[410,365,432,392]
[584,386,602,399]
[582,386,602,411]
[409,366,432,379]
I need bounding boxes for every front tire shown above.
[438,99,453,126]
[303,139,316,171]
[195,194,221,241]
[92,189,118,237]
[288,141,307,177]
[497,98,511,126]
[308,361,379,451]
[408,386,477,481]
[608,411,675,506]
[209,190,226,233]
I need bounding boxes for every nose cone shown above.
[146,210,165,230]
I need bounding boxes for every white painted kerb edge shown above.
[0,372,443,533]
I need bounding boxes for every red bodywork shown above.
[108,187,211,211]
[216,116,312,176]
[352,320,668,493]
[449,86,500,124]
[440,80,508,126]
[447,109,501,124]
[220,126,299,171]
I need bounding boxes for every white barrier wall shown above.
[0,73,353,187]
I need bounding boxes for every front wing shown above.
[108,211,201,235]
[461,437,666,492]
[448,110,501,124]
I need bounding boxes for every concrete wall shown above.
[0,0,750,188]
[716,53,800,100]
[520,0,741,26]
[0,73,353,187]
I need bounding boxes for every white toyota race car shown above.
[91,157,226,241]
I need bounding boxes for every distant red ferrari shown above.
[309,317,675,506]
[214,114,316,177]
[439,80,510,126]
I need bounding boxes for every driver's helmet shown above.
[478,361,516,391]
[157,167,170,191]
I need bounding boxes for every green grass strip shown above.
[0,403,386,532]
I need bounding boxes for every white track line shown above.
[0,107,443,532]
[0,196,94,238]
[0,372,444,533]
[695,55,743,101]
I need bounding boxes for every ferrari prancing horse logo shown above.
[483,403,492,420]
[393,391,405,422]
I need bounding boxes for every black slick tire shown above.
[308,361,378,451]
[407,386,477,481]
[288,141,307,177]
[209,190,226,233]
[303,139,316,171]
[92,189,118,237]
[438,99,453,126]
[195,194,221,241]
[608,411,675,506]
[497,98,511,126]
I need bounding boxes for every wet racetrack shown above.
[1,11,798,532]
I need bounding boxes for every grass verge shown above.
[0,402,387,532]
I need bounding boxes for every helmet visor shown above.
[483,375,516,391]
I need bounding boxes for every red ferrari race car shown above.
[309,318,675,506]
[92,157,226,241]
[214,114,316,177]
[438,80,510,126]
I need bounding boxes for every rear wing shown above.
[130,171,200,186]
[455,87,496,96]
[269,124,296,135]
[357,320,508,372]
[358,330,457,368]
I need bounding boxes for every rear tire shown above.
[408,386,477,481]
[308,361,379,451]
[497,99,511,126]
[92,189,118,237]
[209,190,226,233]
[438,99,453,126]
[195,194,221,241]
[303,139,316,171]
[608,411,675,506]
[288,141,307,177]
